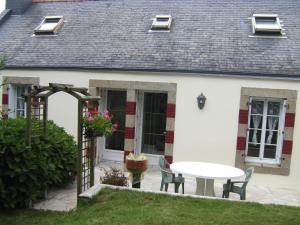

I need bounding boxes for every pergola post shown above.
[25,94,32,146]
[77,100,83,195]
[42,96,48,137]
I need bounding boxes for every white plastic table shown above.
[170,162,245,197]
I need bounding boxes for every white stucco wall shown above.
[0,0,5,13]
[1,69,300,188]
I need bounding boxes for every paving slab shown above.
[33,160,300,211]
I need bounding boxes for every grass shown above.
[0,188,300,225]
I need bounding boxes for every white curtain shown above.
[252,115,262,144]
[16,86,26,117]
[267,117,278,144]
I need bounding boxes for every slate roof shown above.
[0,0,300,78]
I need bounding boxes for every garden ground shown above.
[1,188,300,225]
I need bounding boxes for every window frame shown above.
[245,97,286,165]
[149,15,172,32]
[251,14,283,36]
[34,16,64,35]
[8,84,30,118]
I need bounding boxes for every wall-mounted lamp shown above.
[197,93,206,110]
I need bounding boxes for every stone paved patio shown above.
[33,160,300,211]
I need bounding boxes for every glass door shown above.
[141,93,167,155]
[99,89,126,162]
[105,90,127,151]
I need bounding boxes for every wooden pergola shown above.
[24,83,101,195]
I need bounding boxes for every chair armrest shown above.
[160,168,174,175]
[231,181,247,185]
[230,181,248,188]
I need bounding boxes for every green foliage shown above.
[1,188,300,225]
[43,121,77,186]
[0,118,77,208]
[126,152,147,160]
[0,55,5,70]
[100,167,128,187]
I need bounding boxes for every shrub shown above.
[42,121,77,186]
[0,118,77,208]
[100,167,128,187]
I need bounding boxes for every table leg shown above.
[205,179,215,197]
[196,178,205,195]
[196,178,215,197]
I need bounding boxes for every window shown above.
[34,16,64,35]
[150,15,172,32]
[252,14,282,35]
[8,84,30,118]
[246,97,286,164]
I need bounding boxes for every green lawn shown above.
[1,188,300,225]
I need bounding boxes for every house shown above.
[0,0,300,188]
[0,1,4,13]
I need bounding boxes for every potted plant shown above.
[125,153,148,188]
[83,110,118,138]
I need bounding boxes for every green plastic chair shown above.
[222,167,254,200]
[158,156,185,194]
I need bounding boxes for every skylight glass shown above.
[34,16,64,35]
[252,14,282,35]
[150,15,172,32]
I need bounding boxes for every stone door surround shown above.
[89,79,177,164]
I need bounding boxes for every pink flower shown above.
[87,116,94,122]
[102,110,110,119]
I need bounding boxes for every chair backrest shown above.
[158,156,171,178]
[158,156,166,170]
[245,167,254,182]
[242,167,254,189]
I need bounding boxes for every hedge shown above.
[0,118,77,208]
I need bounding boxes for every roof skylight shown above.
[34,16,64,35]
[252,14,282,35]
[150,15,172,32]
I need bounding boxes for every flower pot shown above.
[125,159,148,173]
[126,159,148,189]
[85,129,103,138]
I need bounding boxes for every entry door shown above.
[99,89,127,162]
[135,91,167,164]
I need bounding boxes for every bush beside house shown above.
[0,118,77,208]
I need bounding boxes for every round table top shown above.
[170,162,245,180]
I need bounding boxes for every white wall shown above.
[2,69,300,188]
[0,0,5,13]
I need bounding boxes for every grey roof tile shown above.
[0,0,300,77]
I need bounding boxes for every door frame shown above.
[134,90,168,165]
[97,89,126,163]
[89,80,177,166]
